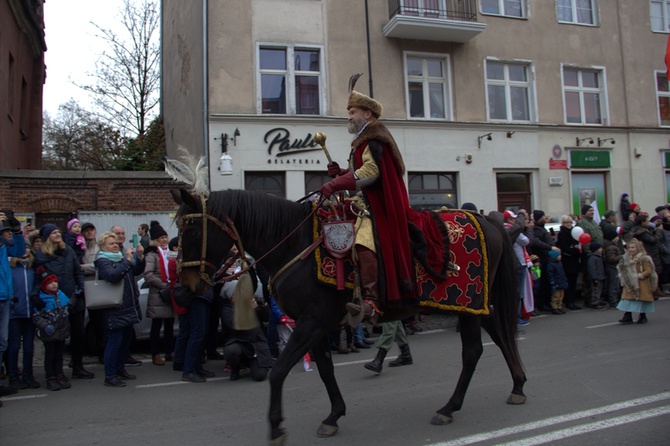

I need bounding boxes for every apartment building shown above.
[162,0,670,218]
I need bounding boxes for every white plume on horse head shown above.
[163,145,210,197]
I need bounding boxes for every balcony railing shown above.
[383,0,486,43]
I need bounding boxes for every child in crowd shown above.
[587,242,607,310]
[64,218,86,264]
[32,268,71,391]
[529,254,541,314]
[547,250,568,314]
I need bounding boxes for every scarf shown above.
[99,251,123,262]
[158,247,170,282]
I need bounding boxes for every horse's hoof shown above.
[507,393,527,405]
[316,423,339,438]
[270,429,288,446]
[430,413,453,425]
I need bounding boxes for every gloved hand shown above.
[279,315,295,328]
[319,172,356,197]
[9,218,21,234]
[31,295,46,311]
[327,162,348,178]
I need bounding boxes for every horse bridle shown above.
[177,195,245,286]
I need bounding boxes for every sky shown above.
[43,0,126,116]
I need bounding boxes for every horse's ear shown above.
[170,189,184,206]
[176,188,201,211]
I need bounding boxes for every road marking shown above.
[136,377,227,388]
[495,405,670,446]
[1,393,48,401]
[428,392,670,446]
[586,322,620,329]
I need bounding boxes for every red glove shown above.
[327,162,348,178]
[279,315,295,328]
[320,172,356,197]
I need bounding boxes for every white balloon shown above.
[571,226,584,241]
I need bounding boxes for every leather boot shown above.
[346,248,382,323]
[389,344,413,367]
[364,348,387,374]
[637,313,648,324]
[618,312,633,324]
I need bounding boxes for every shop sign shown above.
[570,150,610,168]
[549,159,567,169]
[265,127,322,157]
[664,151,670,167]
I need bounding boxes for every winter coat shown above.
[576,217,604,251]
[63,232,86,264]
[9,257,34,319]
[618,253,655,302]
[587,252,606,282]
[530,224,554,260]
[95,256,145,331]
[144,249,174,319]
[547,259,569,292]
[556,225,581,275]
[1,234,26,302]
[600,219,620,242]
[603,239,623,268]
[33,245,85,313]
[659,227,670,265]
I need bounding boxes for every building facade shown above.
[162,0,670,218]
[0,0,46,170]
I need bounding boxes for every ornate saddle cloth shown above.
[416,210,490,315]
[312,208,489,315]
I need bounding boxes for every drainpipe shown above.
[364,0,374,97]
[203,0,211,187]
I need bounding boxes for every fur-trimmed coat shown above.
[617,253,655,302]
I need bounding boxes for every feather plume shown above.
[348,73,363,93]
[163,145,210,197]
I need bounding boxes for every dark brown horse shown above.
[172,188,526,445]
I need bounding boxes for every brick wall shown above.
[0,170,185,213]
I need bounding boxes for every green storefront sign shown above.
[664,151,670,167]
[570,150,611,168]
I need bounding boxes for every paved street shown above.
[2,299,669,446]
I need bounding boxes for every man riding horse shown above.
[319,76,415,323]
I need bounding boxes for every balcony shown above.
[382,0,486,43]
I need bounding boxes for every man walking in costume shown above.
[319,75,414,322]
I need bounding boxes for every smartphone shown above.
[27,217,33,226]
[132,234,139,247]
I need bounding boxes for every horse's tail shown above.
[487,217,524,370]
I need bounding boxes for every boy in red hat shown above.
[32,268,71,391]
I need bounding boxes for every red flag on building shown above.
[666,34,670,78]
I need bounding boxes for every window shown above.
[245,172,285,198]
[405,54,451,120]
[305,172,330,195]
[408,173,457,210]
[486,60,534,122]
[657,71,670,126]
[481,0,525,18]
[651,0,670,32]
[556,0,597,25]
[401,0,444,18]
[562,66,607,125]
[257,44,324,115]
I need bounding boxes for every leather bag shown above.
[84,269,124,310]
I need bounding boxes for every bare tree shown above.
[43,100,125,170]
[78,0,160,137]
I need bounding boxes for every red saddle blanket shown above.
[312,209,489,315]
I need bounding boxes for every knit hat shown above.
[603,210,616,219]
[66,218,81,232]
[650,215,663,223]
[589,242,602,252]
[149,220,168,240]
[529,254,539,263]
[461,202,478,211]
[37,267,58,293]
[503,210,517,220]
[621,193,629,200]
[168,237,179,251]
[655,205,669,213]
[39,223,59,240]
[548,250,560,260]
[27,230,42,245]
[581,204,593,216]
[630,202,640,211]
[532,210,545,222]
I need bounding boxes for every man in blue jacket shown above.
[1,212,27,401]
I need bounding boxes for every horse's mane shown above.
[206,190,314,249]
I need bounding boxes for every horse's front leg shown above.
[481,317,527,405]
[268,320,335,444]
[311,334,346,437]
[432,313,483,426]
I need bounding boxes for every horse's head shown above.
[171,188,236,295]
